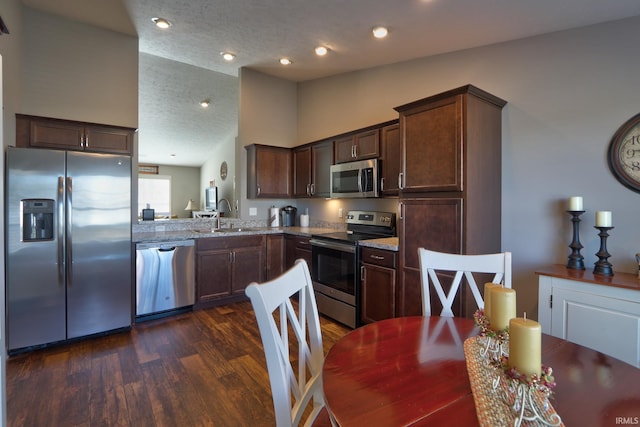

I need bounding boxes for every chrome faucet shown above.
[218,198,233,217]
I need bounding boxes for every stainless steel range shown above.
[310,210,396,328]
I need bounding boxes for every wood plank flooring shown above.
[6,301,351,427]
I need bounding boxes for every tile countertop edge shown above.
[132,227,335,243]
[358,237,399,252]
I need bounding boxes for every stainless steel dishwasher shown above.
[135,240,195,319]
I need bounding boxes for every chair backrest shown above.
[245,259,325,427]
[418,248,512,317]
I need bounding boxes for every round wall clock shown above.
[608,112,640,193]
[220,161,228,180]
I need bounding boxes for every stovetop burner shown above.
[312,210,396,244]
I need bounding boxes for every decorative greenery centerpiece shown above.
[491,356,561,427]
[474,309,509,360]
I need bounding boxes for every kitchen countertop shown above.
[132,225,400,252]
[132,226,335,243]
[358,237,399,252]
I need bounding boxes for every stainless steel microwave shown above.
[330,158,379,198]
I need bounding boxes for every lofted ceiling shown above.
[20,0,640,167]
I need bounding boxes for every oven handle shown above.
[310,238,356,254]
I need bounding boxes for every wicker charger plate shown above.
[464,337,564,427]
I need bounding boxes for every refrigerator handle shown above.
[57,176,65,286]
[66,176,73,288]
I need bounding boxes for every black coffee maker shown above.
[281,205,297,227]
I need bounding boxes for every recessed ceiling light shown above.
[151,17,172,29]
[315,46,328,56]
[279,57,292,65]
[372,26,388,39]
[200,99,210,108]
[221,52,235,61]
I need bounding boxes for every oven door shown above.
[310,238,357,305]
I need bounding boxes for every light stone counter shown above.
[132,219,342,243]
[358,237,399,252]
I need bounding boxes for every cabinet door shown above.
[311,140,333,197]
[353,129,379,160]
[232,245,265,294]
[398,198,462,316]
[380,123,400,196]
[293,146,312,197]
[334,135,355,163]
[29,119,85,150]
[401,95,463,192]
[85,126,133,154]
[196,250,233,304]
[266,234,285,280]
[361,263,396,324]
[246,144,292,198]
[285,235,311,270]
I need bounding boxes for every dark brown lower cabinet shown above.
[285,235,312,270]
[398,198,462,317]
[195,235,265,308]
[360,247,397,324]
[266,234,285,280]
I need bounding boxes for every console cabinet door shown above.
[246,144,292,199]
[293,146,312,197]
[361,247,397,324]
[334,129,379,163]
[398,198,462,317]
[285,235,312,270]
[197,250,233,303]
[16,114,134,155]
[380,123,400,196]
[232,245,265,294]
[311,140,333,197]
[266,234,285,280]
[400,95,463,192]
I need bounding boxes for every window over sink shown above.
[138,175,171,217]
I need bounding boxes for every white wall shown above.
[151,165,200,218]
[237,68,298,222]
[21,7,138,127]
[292,17,640,318]
[201,137,237,216]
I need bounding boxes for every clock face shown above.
[609,113,640,193]
[220,161,228,180]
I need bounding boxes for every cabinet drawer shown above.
[361,247,396,268]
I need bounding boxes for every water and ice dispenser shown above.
[21,199,54,241]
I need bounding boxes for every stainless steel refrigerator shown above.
[6,147,132,352]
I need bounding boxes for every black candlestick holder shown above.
[566,210,585,270]
[594,226,614,276]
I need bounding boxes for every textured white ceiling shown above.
[20,0,640,166]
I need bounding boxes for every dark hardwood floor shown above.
[6,301,351,427]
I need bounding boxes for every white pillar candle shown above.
[595,211,612,227]
[568,196,583,211]
[509,316,542,380]
[490,287,516,331]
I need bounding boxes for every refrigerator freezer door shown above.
[6,148,67,350]
[66,151,132,339]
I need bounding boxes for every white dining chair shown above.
[245,259,330,427]
[418,248,512,317]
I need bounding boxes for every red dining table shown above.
[322,316,640,426]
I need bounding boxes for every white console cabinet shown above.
[537,265,640,368]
